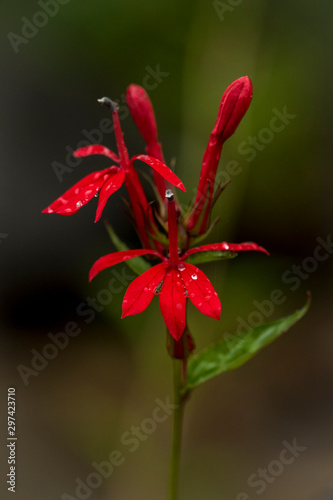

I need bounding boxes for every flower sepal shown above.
[184,182,213,236]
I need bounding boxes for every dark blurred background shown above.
[1,1,333,499]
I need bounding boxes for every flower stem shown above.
[169,359,185,500]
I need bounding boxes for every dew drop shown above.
[191,274,198,280]
[94,193,99,198]
[123,299,128,304]
[223,243,229,250]
[76,201,83,208]
[190,293,195,298]
[143,287,149,292]
[176,281,181,287]
[198,302,203,307]
[178,263,185,272]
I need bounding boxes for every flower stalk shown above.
[169,358,185,500]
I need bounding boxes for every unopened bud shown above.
[126,84,158,145]
[213,76,253,142]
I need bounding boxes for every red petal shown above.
[89,249,164,281]
[180,263,221,320]
[94,169,125,222]
[182,242,269,260]
[74,145,120,164]
[42,168,113,216]
[132,155,186,192]
[126,85,158,145]
[122,263,166,317]
[159,268,187,341]
[214,76,253,142]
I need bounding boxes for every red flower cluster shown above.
[43,77,267,350]
[43,97,184,248]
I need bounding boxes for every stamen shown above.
[166,190,179,264]
[97,97,118,112]
[165,189,174,201]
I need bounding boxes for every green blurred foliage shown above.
[1,1,333,499]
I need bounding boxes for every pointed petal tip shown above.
[169,327,185,342]
[94,207,103,224]
[257,245,269,255]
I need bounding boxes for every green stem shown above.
[169,359,184,500]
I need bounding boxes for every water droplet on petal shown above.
[204,296,211,301]
[178,263,185,272]
[198,302,203,307]
[190,293,195,298]
[143,287,149,292]
[123,299,128,304]
[76,201,83,207]
[224,243,229,250]
[94,193,99,198]
[191,274,198,280]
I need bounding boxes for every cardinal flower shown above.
[126,84,166,200]
[89,189,268,341]
[43,98,185,246]
[186,76,253,235]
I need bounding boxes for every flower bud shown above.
[126,84,158,146]
[213,76,253,143]
[187,77,253,234]
[126,84,166,200]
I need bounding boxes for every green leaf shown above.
[185,295,310,391]
[105,221,151,275]
[186,250,237,265]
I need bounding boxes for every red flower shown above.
[89,190,268,341]
[43,98,185,226]
[126,84,166,200]
[186,76,253,235]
